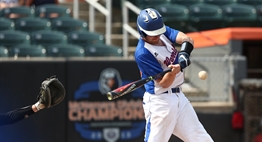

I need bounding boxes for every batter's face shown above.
[143,35,161,45]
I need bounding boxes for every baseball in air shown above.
[198,71,208,80]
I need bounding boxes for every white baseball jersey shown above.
[135,26,213,142]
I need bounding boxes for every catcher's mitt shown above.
[35,76,65,110]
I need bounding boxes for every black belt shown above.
[164,88,180,93]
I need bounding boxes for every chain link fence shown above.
[240,79,262,142]
[182,55,246,102]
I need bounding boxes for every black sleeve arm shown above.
[180,41,194,56]
[0,105,35,126]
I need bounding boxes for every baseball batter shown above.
[135,8,213,142]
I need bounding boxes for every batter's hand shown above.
[168,64,181,75]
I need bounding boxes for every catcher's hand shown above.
[35,76,66,111]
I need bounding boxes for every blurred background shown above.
[0,0,262,142]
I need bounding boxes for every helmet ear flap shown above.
[137,26,147,38]
[140,30,147,38]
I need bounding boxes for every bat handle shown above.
[154,68,172,79]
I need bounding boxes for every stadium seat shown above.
[155,4,190,32]
[203,0,237,6]
[8,44,46,57]
[237,0,262,6]
[0,18,15,31]
[85,43,123,57]
[51,17,88,34]
[0,30,30,48]
[46,43,85,57]
[35,4,71,20]
[221,3,257,27]
[136,0,170,9]
[0,46,8,57]
[15,17,51,34]
[188,3,224,31]
[0,6,34,21]
[30,30,67,48]
[257,4,262,26]
[67,31,105,47]
[170,0,203,7]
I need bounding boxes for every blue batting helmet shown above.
[137,8,166,37]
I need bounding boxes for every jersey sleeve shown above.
[135,50,163,79]
[164,26,179,43]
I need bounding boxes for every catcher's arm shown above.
[0,76,65,126]
[0,106,35,126]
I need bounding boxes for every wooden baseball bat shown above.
[107,69,172,100]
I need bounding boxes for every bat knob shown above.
[107,92,113,100]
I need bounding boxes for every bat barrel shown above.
[105,69,172,100]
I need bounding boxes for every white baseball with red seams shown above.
[198,71,208,80]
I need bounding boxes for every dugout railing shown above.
[73,0,112,45]
[122,0,140,57]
